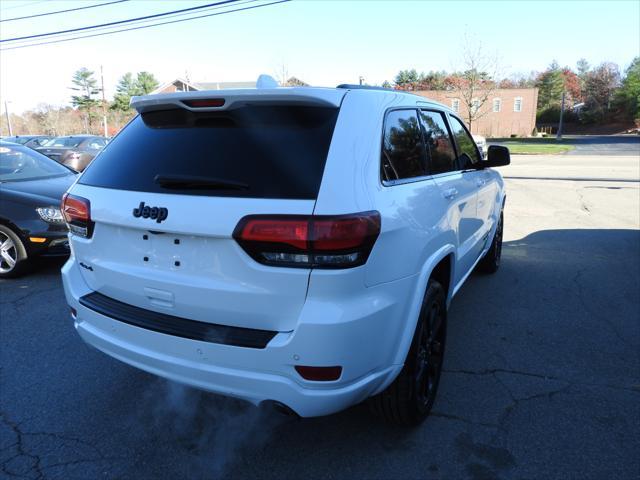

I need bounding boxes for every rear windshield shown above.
[79,105,339,199]
[46,137,83,147]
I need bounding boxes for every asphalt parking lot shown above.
[563,135,640,155]
[1,148,639,479]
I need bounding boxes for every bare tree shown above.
[35,103,61,135]
[273,63,289,86]
[448,33,500,132]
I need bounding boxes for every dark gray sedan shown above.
[36,135,108,172]
[0,141,77,277]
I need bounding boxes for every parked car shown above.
[473,134,487,159]
[61,84,509,425]
[4,135,54,149]
[36,135,108,172]
[0,141,76,278]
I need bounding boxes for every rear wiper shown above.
[154,174,249,190]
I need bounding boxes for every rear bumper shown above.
[62,258,415,417]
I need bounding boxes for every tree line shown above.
[2,67,160,137]
[388,57,640,128]
[3,57,639,137]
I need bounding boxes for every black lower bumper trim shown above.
[79,291,277,349]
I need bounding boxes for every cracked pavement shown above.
[1,152,639,479]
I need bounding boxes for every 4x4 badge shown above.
[133,202,168,223]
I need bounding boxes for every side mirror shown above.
[484,145,510,167]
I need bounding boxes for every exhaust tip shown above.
[270,401,299,418]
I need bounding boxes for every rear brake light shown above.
[61,193,93,237]
[182,98,225,108]
[233,211,380,269]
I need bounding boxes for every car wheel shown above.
[477,211,503,274]
[0,225,29,278]
[369,279,447,426]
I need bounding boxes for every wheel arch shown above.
[371,244,456,397]
[0,217,27,244]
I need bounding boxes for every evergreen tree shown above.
[70,68,100,131]
[136,71,159,95]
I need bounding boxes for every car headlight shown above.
[36,206,65,224]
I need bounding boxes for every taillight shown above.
[61,193,93,237]
[233,211,380,269]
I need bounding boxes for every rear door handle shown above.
[443,188,458,200]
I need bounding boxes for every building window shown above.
[493,98,501,112]
[451,99,460,113]
[514,97,523,112]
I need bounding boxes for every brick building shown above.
[415,88,538,137]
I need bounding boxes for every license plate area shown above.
[139,230,192,271]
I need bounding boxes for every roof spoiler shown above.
[131,74,345,113]
[131,89,346,113]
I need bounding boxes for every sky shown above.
[1,0,639,114]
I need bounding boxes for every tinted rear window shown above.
[79,105,339,199]
[381,109,428,182]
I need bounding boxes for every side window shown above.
[381,109,427,182]
[448,115,481,167]
[419,110,457,175]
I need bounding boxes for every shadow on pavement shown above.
[115,228,640,479]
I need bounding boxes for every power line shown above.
[4,0,259,45]
[1,0,130,23]
[0,1,47,12]
[0,0,129,23]
[1,0,239,43]
[2,0,260,47]
[0,0,290,51]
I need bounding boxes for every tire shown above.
[477,211,503,274]
[369,279,447,426]
[0,225,30,279]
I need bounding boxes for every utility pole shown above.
[100,65,108,137]
[556,91,565,140]
[4,101,12,136]
[359,76,364,85]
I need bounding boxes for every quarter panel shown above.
[314,90,410,215]
[365,178,455,286]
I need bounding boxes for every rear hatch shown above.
[70,90,343,332]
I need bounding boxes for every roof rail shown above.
[336,84,393,91]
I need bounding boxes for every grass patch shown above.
[489,137,576,154]
[489,137,570,144]
[499,142,575,154]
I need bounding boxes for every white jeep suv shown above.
[61,84,509,425]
